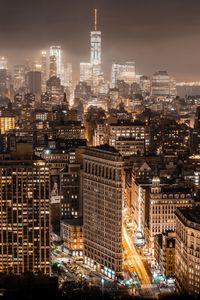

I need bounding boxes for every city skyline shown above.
[1,0,200,81]
[1,1,200,299]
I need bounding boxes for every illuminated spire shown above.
[94,8,97,31]
[90,8,101,65]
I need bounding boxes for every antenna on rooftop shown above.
[94,8,97,31]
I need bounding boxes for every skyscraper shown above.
[191,106,200,154]
[46,76,63,105]
[0,57,7,70]
[80,63,93,86]
[0,110,15,134]
[151,70,171,97]
[41,50,47,93]
[111,62,136,88]
[26,71,42,98]
[80,9,102,92]
[83,145,124,279]
[0,69,8,97]
[60,162,82,219]
[90,9,101,65]
[14,65,26,91]
[63,63,72,87]
[90,9,102,92]
[0,143,51,274]
[63,63,73,102]
[175,207,200,296]
[31,62,42,72]
[49,46,62,80]
[49,55,57,78]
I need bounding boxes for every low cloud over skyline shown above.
[0,0,200,81]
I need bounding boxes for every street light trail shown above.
[122,224,151,285]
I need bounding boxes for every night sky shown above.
[0,0,200,81]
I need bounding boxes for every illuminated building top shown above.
[90,9,101,65]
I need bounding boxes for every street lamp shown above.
[101,278,104,300]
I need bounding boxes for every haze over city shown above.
[1,1,200,299]
[1,0,200,81]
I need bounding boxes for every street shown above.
[51,230,175,299]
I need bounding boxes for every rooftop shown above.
[92,144,120,154]
[177,207,200,226]
[61,218,83,226]
[109,119,146,126]
[160,186,191,194]
[153,70,169,76]
[84,144,123,161]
